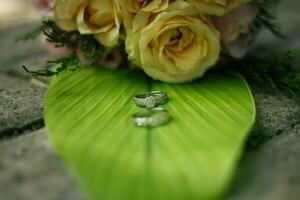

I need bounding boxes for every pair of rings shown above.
[133,91,170,128]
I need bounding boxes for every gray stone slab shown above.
[0,74,45,135]
[227,127,300,200]
[0,129,86,200]
[247,89,300,149]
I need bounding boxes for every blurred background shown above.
[0,0,299,200]
[0,0,39,26]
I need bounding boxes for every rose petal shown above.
[33,0,53,16]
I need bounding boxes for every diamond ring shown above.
[133,91,168,109]
[132,107,170,128]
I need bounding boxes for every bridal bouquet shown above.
[29,0,282,83]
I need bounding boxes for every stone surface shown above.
[0,129,86,200]
[0,74,45,136]
[247,89,300,149]
[227,128,300,200]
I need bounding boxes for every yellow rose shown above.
[187,0,250,16]
[54,0,121,47]
[53,0,84,31]
[125,1,220,83]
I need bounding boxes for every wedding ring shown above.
[133,91,168,109]
[133,107,170,128]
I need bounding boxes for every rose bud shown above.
[212,3,258,59]
[96,51,125,69]
[33,0,53,16]
[76,49,98,66]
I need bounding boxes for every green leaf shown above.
[45,67,255,200]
